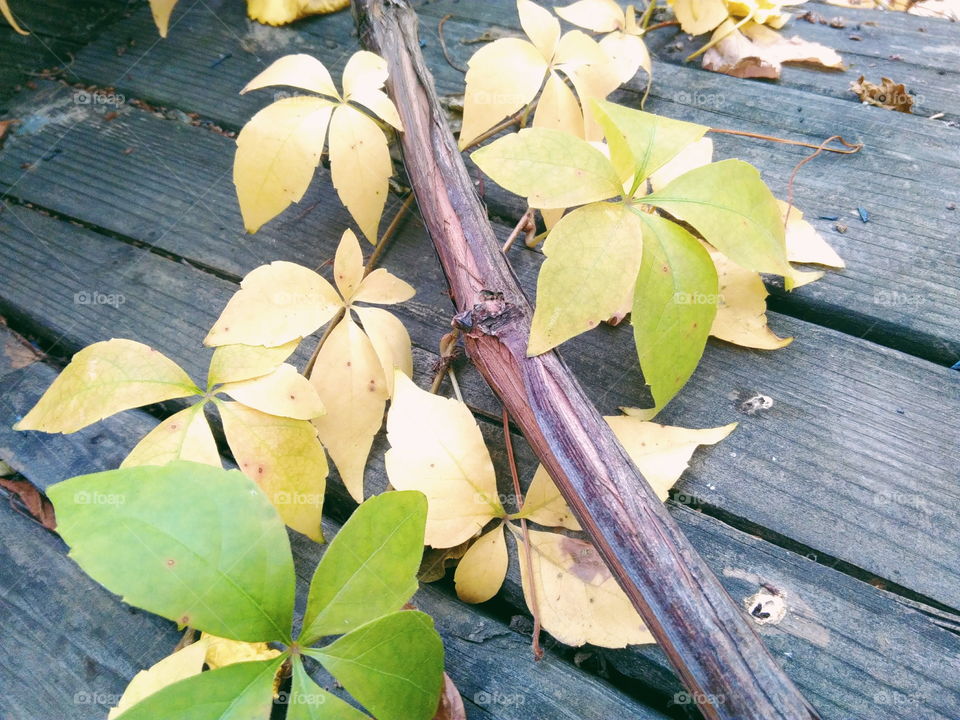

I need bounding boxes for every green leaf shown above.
[113,656,284,720]
[286,658,370,720]
[644,159,794,285]
[14,339,200,434]
[307,611,444,720]
[631,213,718,417]
[471,128,621,208]
[528,202,644,355]
[49,461,295,643]
[591,100,707,187]
[300,491,426,644]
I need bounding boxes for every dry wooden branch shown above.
[353,2,820,718]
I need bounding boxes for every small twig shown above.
[639,0,659,29]
[438,14,467,73]
[502,406,543,661]
[501,207,536,253]
[447,367,464,403]
[708,128,864,155]
[460,100,540,151]
[429,329,461,394]
[305,194,415,377]
[642,19,680,33]
[783,135,856,226]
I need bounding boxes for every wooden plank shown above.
[44,4,960,364]
[1,155,959,619]
[0,355,670,720]
[3,335,960,719]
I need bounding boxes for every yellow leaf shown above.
[353,306,413,395]
[247,0,348,26]
[599,31,652,85]
[205,261,342,348]
[241,54,339,98]
[606,416,736,497]
[670,0,728,34]
[148,0,178,38]
[122,404,221,469]
[384,372,504,547]
[556,0,624,32]
[342,50,389,100]
[779,201,845,268]
[220,363,325,420]
[107,637,209,719]
[348,88,403,130]
[333,228,365,303]
[218,400,328,541]
[541,207,565,231]
[309,317,388,502]
[708,246,793,349]
[207,340,299,386]
[649,137,714,192]
[14,339,199,434]
[518,0,561,59]
[234,97,335,233]
[513,527,654,647]
[517,466,582,530]
[533,71,585,137]
[352,268,416,305]
[459,38,548,149]
[329,104,392,242]
[529,202,644,355]
[201,633,282,670]
[471,128,622,209]
[454,526,508,603]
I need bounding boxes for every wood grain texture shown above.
[43,0,960,365]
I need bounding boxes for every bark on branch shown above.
[353,2,819,718]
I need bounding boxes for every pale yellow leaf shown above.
[514,527,654,647]
[786,266,824,288]
[205,261,342,347]
[122,404,221,469]
[541,207,565,231]
[148,0,178,38]
[218,400,328,541]
[459,38,548,149]
[348,88,403,130]
[329,104,392,242]
[556,0,624,32]
[207,340,299,386]
[454,526,508,603]
[649,137,714,192]
[518,466,582,530]
[220,363,324,420]
[599,31,652,85]
[529,202,644,355]
[533,71,585,138]
[742,22,844,69]
[353,306,413,395]
[107,637,209,719]
[605,416,736,498]
[518,0,561,59]
[234,96,335,233]
[342,50,389,100]
[15,339,199,434]
[553,28,610,67]
[779,201,844,268]
[352,268,416,305]
[309,317,388,502]
[709,246,793,349]
[241,54,339,98]
[671,0,728,34]
[247,0,348,26]
[334,228,365,302]
[384,372,504,548]
[201,633,282,670]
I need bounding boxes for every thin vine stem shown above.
[503,406,544,661]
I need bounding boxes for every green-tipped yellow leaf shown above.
[122,404,221,469]
[15,339,199,434]
[529,202,644,355]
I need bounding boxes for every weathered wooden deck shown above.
[0,0,958,718]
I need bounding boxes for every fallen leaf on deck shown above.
[512,527,655,647]
[0,477,56,530]
[780,200,845,268]
[703,20,843,79]
[850,75,915,113]
[454,526,509,603]
[246,0,348,27]
[433,673,467,720]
